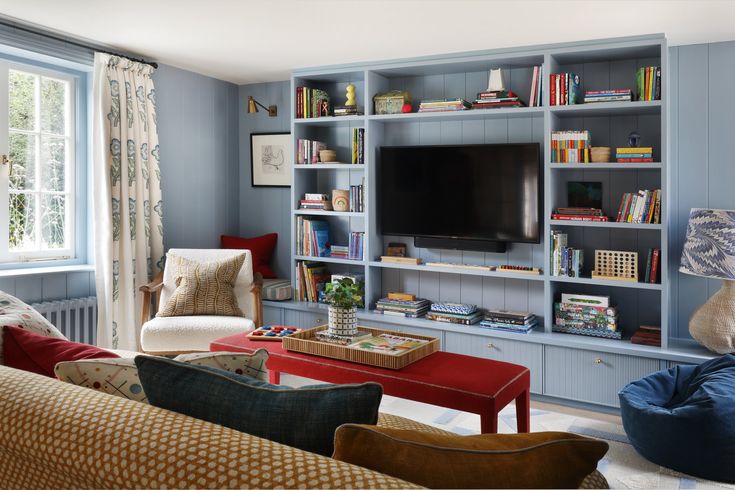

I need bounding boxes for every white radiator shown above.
[30,297,98,345]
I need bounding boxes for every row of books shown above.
[351,128,365,164]
[553,293,620,339]
[643,248,661,284]
[528,65,543,107]
[295,261,330,303]
[550,72,580,106]
[479,310,537,334]
[550,130,591,163]
[615,189,661,224]
[296,139,326,165]
[349,184,364,212]
[637,66,661,101]
[550,231,584,277]
[375,297,431,318]
[296,86,330,119]
[472,90,523,109]
[296,217,330,257]
[584,89,633,103]
[616,146,653,163]
[418,98,471,112]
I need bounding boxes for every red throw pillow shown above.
[3,325,119,377]
[221,233,278,278]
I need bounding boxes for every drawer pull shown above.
[594,358,603,365]
[487,342,495,349]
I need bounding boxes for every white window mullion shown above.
[0,63,10,262]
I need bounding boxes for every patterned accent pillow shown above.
[157,253,245,317]
[0,290,66,365]
[55,358,147,402]
[56,350,270,403]
[174,350,269,382]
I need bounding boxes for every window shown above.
[0,63,76,262]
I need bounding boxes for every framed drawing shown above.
[250,132,291,187]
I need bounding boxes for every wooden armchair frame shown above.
[139,272,264,328]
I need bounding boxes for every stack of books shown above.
[616,147,653,163]
[334,105,363,117]
[349,183,364,212]
[375,297,431,318]
[418,98,471,112]
[348,232,365,260]
[425,302,482,325]
[329,245,349,259]
[295,262,330,303]
[553,294,621,339]
[550,231,584,277]
[583,89,633,103]
[615,189,661,224]
[528,65,543,107]
[643,248,661,283]
[637,66,661,101]
[631,325,661,346]
[551,130,591,163]
[479,309,538,334]
[351,128,365,164]
[299,193,331,211]
[296,139,327,164]
[472,90,523,110]
[551,207,608,222]
[550,72,580,105]
[295,87,330,118]
[296,217,330,257]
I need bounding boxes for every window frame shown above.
[0,54,88,269]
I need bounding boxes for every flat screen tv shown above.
[379,143,542,253]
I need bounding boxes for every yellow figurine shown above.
[345,83,356,107]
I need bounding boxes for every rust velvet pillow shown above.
[333,425,608,489]
[221,233,277,278]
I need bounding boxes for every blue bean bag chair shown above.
[619,354,735,482]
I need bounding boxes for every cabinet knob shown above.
[487,342,495,349]
[315,318,323,325]
[594,358,603,365]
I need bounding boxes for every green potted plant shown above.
[324,278,363,337]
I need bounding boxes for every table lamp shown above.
[679,208,735,353]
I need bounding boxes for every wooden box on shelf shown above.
[374,91,411,115]
[283,325,439,369]
[591,250,639,282]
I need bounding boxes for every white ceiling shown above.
[1,0,735,85]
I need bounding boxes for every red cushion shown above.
[3,325,119,377]
[221,233,278,278]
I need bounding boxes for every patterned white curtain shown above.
[92,53,164,350]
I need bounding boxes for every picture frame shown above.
[250,132,292,187]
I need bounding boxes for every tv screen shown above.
[379,143,542,245]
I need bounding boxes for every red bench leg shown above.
[515,389,530,433]
[269,370,281,385]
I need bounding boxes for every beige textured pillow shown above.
[157,253,245,317]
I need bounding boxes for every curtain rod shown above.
[0,19,158,69]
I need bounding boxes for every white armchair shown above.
[139,249,263,355]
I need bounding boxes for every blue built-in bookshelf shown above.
[272,34,714,410]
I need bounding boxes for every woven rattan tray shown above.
[282,325,439,370]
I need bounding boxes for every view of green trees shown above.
[8,69,68,251]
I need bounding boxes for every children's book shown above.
[348,333,428,356]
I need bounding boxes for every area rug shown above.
[282,374,731,489]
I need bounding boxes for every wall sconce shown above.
[248,96,277,117]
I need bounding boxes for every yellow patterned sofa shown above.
[0,366,608,489]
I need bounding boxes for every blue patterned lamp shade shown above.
[680,208,735,280]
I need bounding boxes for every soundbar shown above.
[414,236,507,253]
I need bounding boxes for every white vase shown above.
[328,305,358,337]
